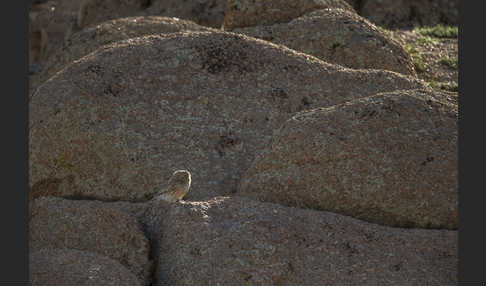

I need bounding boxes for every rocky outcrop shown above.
[223,0,354,30]
[35,16,214,94]
[29,31,429,202]
[28,0,83,66]
[143,0,227,28]
[360,0,458,28]
[77,0,227,29]
[234,8,416,76]
[29,197,152,285]
[239,89,458,229]
[77,0,149,29]
[30,248,142,286]
[144,196,457,285]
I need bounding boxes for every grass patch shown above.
[440,57,458,70]
[429,80,458,92]
[404,45,426,74]
[414,25,458,38]
[416,35,438,45]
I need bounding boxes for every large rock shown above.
[29,31,430,202]
[234,8,416,76]
[143,0,227,28]
[143,196,457,285]
[29,0,83,66]
[29,0,84,95]
[239,89,458,229]
[223,0,354,30]
[360,0,458,29]
[77,0,227,29]
[30,248,142,286]
[36,16,214,94]
[29,197,152,285]
[77,0,149,29]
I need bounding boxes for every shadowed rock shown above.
[143,196,457,285]
[29,0,83,66]
[34,16,214,94]
[29,197,152,285]
[360,0,458,29]
[30,248,142,286]
[143,0,227,28]
[234,8,416,76]
[29,31,430,202]
[223,0,355,30]
[239,89,458,229]
[77,0,149,29]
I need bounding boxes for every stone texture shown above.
[29,197,152,285]
[29,0,84,95]
[223,0,355,30]
[239,89,458,229]
[143,196,457,285]
[29,0,83,66]
[234,8,416,76]
[30,248,142,286]
[143,0,227,28]
[77,0,149,29]
[360,0,458,29]
[29,31,430,202]
[36,16,214,94]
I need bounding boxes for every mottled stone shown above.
[77,0,149,29]
[239,89,458,229]
[223,0,355,30]
[360,0,458,29]
[30,248,142,286]
[29,197,152,285]
[36,16,214,93]
[143,196,457,285]
[143,0,227,28]
[29,31,429,202]
[29,0,84,95]
[235,8,416,76]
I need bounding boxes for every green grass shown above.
[414,25,458,39]
[429,80,458,92]
[404,45,426,74]
[440,57,458,70]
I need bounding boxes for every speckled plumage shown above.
[155,170,191,202]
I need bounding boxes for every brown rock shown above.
[36,16,214,94]
[30,248,142,286]
[234,8,416,76]
[29,0,83,65]
[29,197,152,285]
[144,196,457,285]
[143,0,227,28]
[223,0,355,30]
[77,0,149,29]
[360,0,458,29]
[29,31,429,202]
[239,89,458,229]
[29,0,84,95]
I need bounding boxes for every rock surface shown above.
[144,196,457,285]
[30,248,142,286]
[29,0,83,66]
[77,0,149,29]
[29,31,429,202]
[360,0,458,29]
[239,89,458,229]
[143,0,227,28]
[29,197,152,285]
[35,16,214,94]
[234,8,416,76]
[223,0,354,30]
[29,0,84,95]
